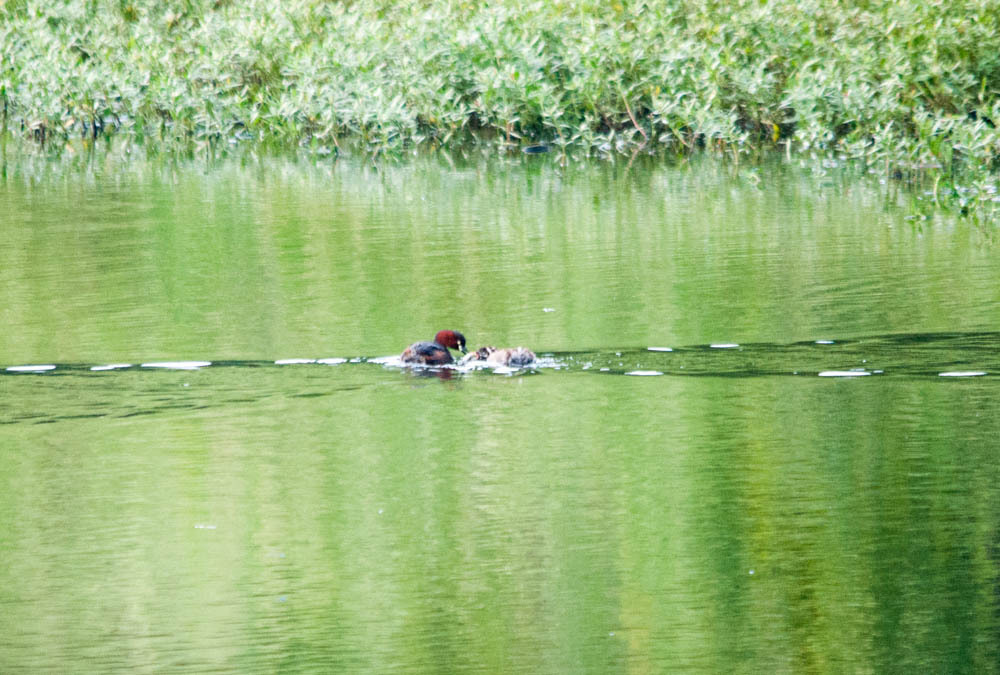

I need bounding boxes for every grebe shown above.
[462,345,536,367]
[401,330,467,365]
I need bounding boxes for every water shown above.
[2,145,1000,672]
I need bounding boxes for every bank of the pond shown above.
[2,0,999,221]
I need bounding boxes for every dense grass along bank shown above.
[2,0,999,221]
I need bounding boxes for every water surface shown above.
[2,146,999,672]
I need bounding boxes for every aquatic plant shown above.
[1,0,998,221]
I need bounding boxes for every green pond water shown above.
[2,145,1000,673]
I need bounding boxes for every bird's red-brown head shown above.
[434,330,467,354]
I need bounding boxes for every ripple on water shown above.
[140,361,212,370]
[90,364,132,371]
[3,333,997,380]
[368,355,403,366]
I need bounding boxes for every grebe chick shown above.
[401,330,467,365]
[463,345,536,367]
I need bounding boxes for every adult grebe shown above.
[401,330,468,365]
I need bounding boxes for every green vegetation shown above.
[2,0,999,220]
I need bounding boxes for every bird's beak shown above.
[460,345,468,354]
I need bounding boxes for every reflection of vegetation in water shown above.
[2,368,998,671]
[2,0,998,221]
[1,153,998,364]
